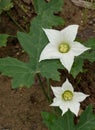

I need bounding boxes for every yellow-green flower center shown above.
[62,90,73,101]
[58,43,70,53]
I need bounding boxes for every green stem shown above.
[37,73,50,102]
[47,79,52,103]
[7,12,26,32]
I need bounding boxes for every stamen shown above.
[62,90,73,101]
[58,43,70,53]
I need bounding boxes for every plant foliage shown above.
[0,34,9,46]
[0,0,13,14]
[42,105,95,130]
[71,38,95,77]
[0,0,64,88]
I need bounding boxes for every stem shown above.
[14,1,31,18]
[37,73,50,102]
[47,79,52,103]
[6,12,26,32]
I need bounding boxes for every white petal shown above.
[43,28,61,45]
[39,43,61,61]
[61,79,74,92]
[60,25,79,42]
[60,53,74,72]
[69,101,80,116]
[51,86,62,97]
[73,92,89,102]
[71,41,90,56]
[59,104,68,115]
[50,98,63,106]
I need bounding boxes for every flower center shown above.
[62,90,73,101]
[58,43,70,53]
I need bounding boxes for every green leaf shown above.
[0,0,13,14]
[0,57,35,88]
[85,38,95,49]
[42,106,95,130]
[40,60,63,80]
[31,0,64,31]
[0,0,64,88]
[17,32,63,81]
[34,0,63,14]
[42,110,75,130]
[76,105,95,130]
[0,34,9,46]
[71,39,95,78]
[41,111,57,130]
[71,56,84,78]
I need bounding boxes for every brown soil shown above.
[0,0,95,130]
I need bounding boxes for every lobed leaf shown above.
[0,57,35,88]
[30,0,64,32]
[76,105,95,130]
[42,105,95,130]
[17,31,63,81]
[42,110,75,130]
[71,38,95,78]
[0,0,64,88]
[33,0,64,15]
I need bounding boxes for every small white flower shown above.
[39,25,90,72]
[50,79,89,116]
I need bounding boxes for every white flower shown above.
[39,25,90,72]
[50,79,89,116]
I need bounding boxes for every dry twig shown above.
[71,0,95,9]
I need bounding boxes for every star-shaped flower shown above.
[50,79,89,116]
[39,25,90,72]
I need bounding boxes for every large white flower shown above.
[50,79,89,116]
[39,25,90,72]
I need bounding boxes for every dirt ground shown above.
[0,0,95,130]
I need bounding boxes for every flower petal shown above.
[71,41,90,56]
[51,86,62,97]
[61,79,74,92]
[73,92,89,102]
[60,53,74,72]
[60,25,79,42]
[69,101,80,116]
[39,43,61,61]
[43,28,61,45]
[50,97,63,106]
[59,104,68,115]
